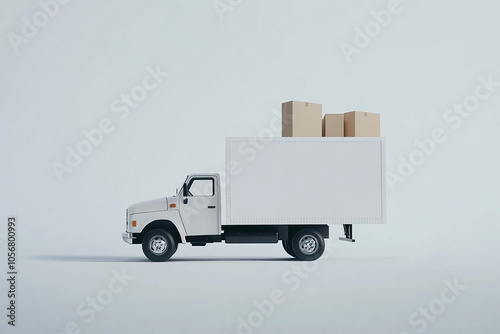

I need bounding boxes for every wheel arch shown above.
[288,224,329,240]
[137,220,184,244]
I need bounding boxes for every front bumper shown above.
[122,232,134,244]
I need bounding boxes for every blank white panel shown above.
[226,137,386,225]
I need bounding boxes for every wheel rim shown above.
[149,235,168,255]
[298,235,318,255]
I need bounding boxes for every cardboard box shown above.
[322,114,344,137]
[282,101,322,137]
[344,111,380,137]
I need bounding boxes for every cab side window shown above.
[187,178,214,196]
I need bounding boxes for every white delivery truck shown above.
[122,137,386,261]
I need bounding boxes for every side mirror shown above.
[182,183,188,204]
[176,188,179,196]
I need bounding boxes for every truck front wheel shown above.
[291,229,325,261]
[142,229,178,262]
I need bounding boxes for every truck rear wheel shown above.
[291,229,324,261]
[142,229,178,262]
[282,240,296,258]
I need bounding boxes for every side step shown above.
[339,224,355,242]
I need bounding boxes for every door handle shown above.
[208,206,216,209]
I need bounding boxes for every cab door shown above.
[179,176,220,236]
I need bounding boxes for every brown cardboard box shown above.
[344,111,380,137]
[322,114,344,137]
[282,101,322,137]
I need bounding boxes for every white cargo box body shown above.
[225,137,386,225]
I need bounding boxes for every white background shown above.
[1,1,499,333]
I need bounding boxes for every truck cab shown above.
[122,174,222,259]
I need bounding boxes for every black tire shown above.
[291,229,325,261]
[282,240,296,258]
[142,229,178,262]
